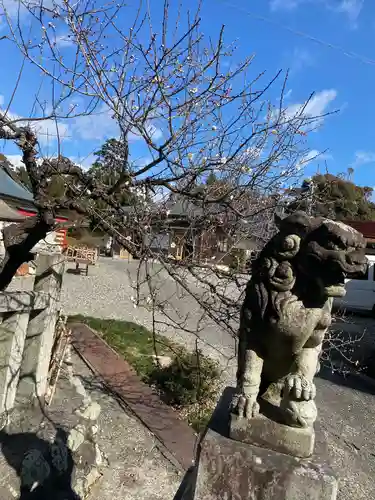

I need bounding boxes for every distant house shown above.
[0,159,35,212]
[0,199,27,223]
[94,191,264,269]
[0,161,34,259]
[144,193,262,270]
[0,160,68,259]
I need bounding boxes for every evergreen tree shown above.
[287,173,375,221]
[88,138,132,207]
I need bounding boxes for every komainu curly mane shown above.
[233,211,367,429]
[244,211,367,323]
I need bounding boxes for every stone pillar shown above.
[17,253,65,403]
[0,310,29,415]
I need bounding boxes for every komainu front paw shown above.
[231,393,260,419]
[284,373,316,401]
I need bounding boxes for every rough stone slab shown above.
[0,369,104,499]
[0,291,49,313]
[230,413,315,459]
[0,310,29,414]
[189,428,338,500]
[18,253,65,403]
[70,322,196,471]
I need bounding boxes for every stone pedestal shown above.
[175,388,338,500]
[186,428,337,500]
[230,413,314,459]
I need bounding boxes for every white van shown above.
[334,254,375,313]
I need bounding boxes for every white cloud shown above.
[1,0,55,18]
[288,47,314,74]
[4,151,96,172]
[310,149,331,161]
[351,151,375,168]
[300,150,320,165]
[270,0,299,10]
[333,0,364,26]
[285,89,337,122]
[69,154,96,171]
[71,105,162,143]
[32,119,70,145]
[270,0,364,24]
[284,89,293,100]
[4,153,45,168]
[54,34,75,49]
[0,98,70,145]
[132,156,153,167]
[72,106,119,141]
[296,149,332,170]
[3,154,24,169]
[1,0,26,17]
[128,122,163,142]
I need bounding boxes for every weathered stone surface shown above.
[18,253,65,403]
[0,309,29,414]
[68,424,86,452]
[232,211,368,434]
[175,389,338,500]
[0,354,106,500]
[75,401,101,421]
[0,426,104,499]
[74,440,97,470]
[189,428,338,500]
[230,412,314,458]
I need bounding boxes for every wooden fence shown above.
[0,253,64,417]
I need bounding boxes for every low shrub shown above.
[69,315,220,431]
[147,350,219,407]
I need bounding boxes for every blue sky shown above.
[1,0,374,191]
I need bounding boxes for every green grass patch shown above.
[69,315,219,432]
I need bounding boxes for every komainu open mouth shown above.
[324,269,346,297]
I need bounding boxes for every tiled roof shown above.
[0,199,27,222]
[0,163,34,202]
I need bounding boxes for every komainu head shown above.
[252,211,368,309]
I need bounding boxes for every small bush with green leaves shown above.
[69,315,220,431]
[147,351,219,407]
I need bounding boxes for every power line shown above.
[220,1,375,67]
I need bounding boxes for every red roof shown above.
[18,208,68,222]
[345,221,375,240]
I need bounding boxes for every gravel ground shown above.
[8,257,375,498]
[72,352,182,500]
[60,258,238,385]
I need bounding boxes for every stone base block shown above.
[186,428,337,500]
[230,413,314,458]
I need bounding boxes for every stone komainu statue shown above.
[233,211,367,428]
